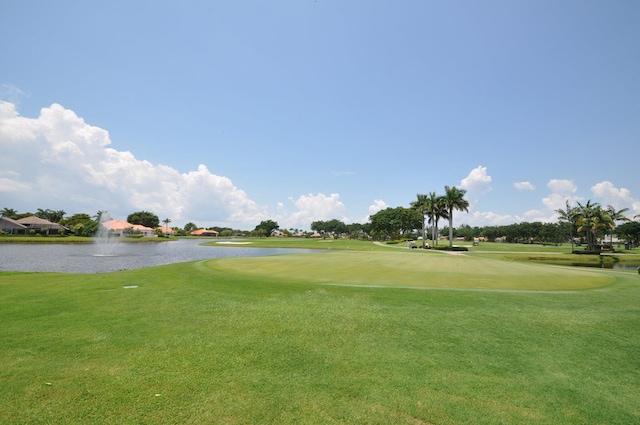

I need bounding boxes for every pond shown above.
[0,239,313,274]
[571,263,639,271]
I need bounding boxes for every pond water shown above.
[571,263,639,271]
[0,239,312,274]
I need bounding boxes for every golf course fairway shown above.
[209,250,616,290]
[2,247,638,424]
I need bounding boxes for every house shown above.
[101,219,156,237]
[157,226,175,236]
[190,228,220,237]
[16,216,65,235]
[0,217,28,234]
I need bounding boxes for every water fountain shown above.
[93,212,120,256]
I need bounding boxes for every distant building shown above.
[189,228,220,237]
[101,219,156,237]
[0,217,28,234]
[157,226,175,236]
[16,216,65,235]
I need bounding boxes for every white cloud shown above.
[460,166,492,194]
[542,179,581,211]
[278,193,347,228]
[0,101,267,228]
[459,166,492,210]
[591,181,635,210]
[331,170,356,176]
[362,199,388,222]
[514,181,535,191]
[0,84,26,104]
[464,211,515,226]
[522,209,555,223]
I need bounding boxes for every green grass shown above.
[213,250,616,290]
[1,248,639,424]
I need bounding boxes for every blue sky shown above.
[1,1,639,230]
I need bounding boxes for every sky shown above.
[1,0,639,230]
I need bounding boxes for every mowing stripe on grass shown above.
[209,251,615,291]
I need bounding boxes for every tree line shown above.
[3,196,640,247]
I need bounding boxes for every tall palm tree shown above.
[410,194,430,248]
[443,186,469,248]
[163,218,172,235]
[606,205,630,246]
[575,200,598,250]
[1,207,17,218]
[49,209,66,223]
[555,200,577,252]
[426,191,448,246]
[576,201,614,251]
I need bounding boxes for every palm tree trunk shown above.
[448,214,454,248]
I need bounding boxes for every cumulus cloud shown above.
[460,166,492,194]
[0,101,268,227]
[591,181,632,208]
[542,179,581,211]
[514,181,535,191]
[278,193,347,228]
[464,211,515,226]
[591,180,640,217]
[362,199,388,222]
[458,165,492,210]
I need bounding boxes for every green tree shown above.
[1,207,18,219]
[443,186,469,248]
[60,213,98,236]
[410,194,430,248]
[616,221,640,246]
[94,210,112,223]
[312,220,348,238]
[184,222,198,233]
[127,211,160,228]
[427,192,448,246]
[556,200,578,252]
[575,201,613,251]
[606,205,630,245]
[162,218,171,234]
[34,208,65,223]
[370,207,421,240]
[254,220,279,237]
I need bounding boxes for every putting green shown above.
[209,250,616,291]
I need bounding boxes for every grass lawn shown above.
[1,246,639,424]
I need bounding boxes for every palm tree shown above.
[575,201,614,251]
[1,207,17,218]
[575,200,598,250]
[606,205,630,246]
[49,209,66,223]
[443,186,469,248]
[410,194,430,248]
[423,191,448,246]
[162,218,172,235]
[555,200,577,252]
